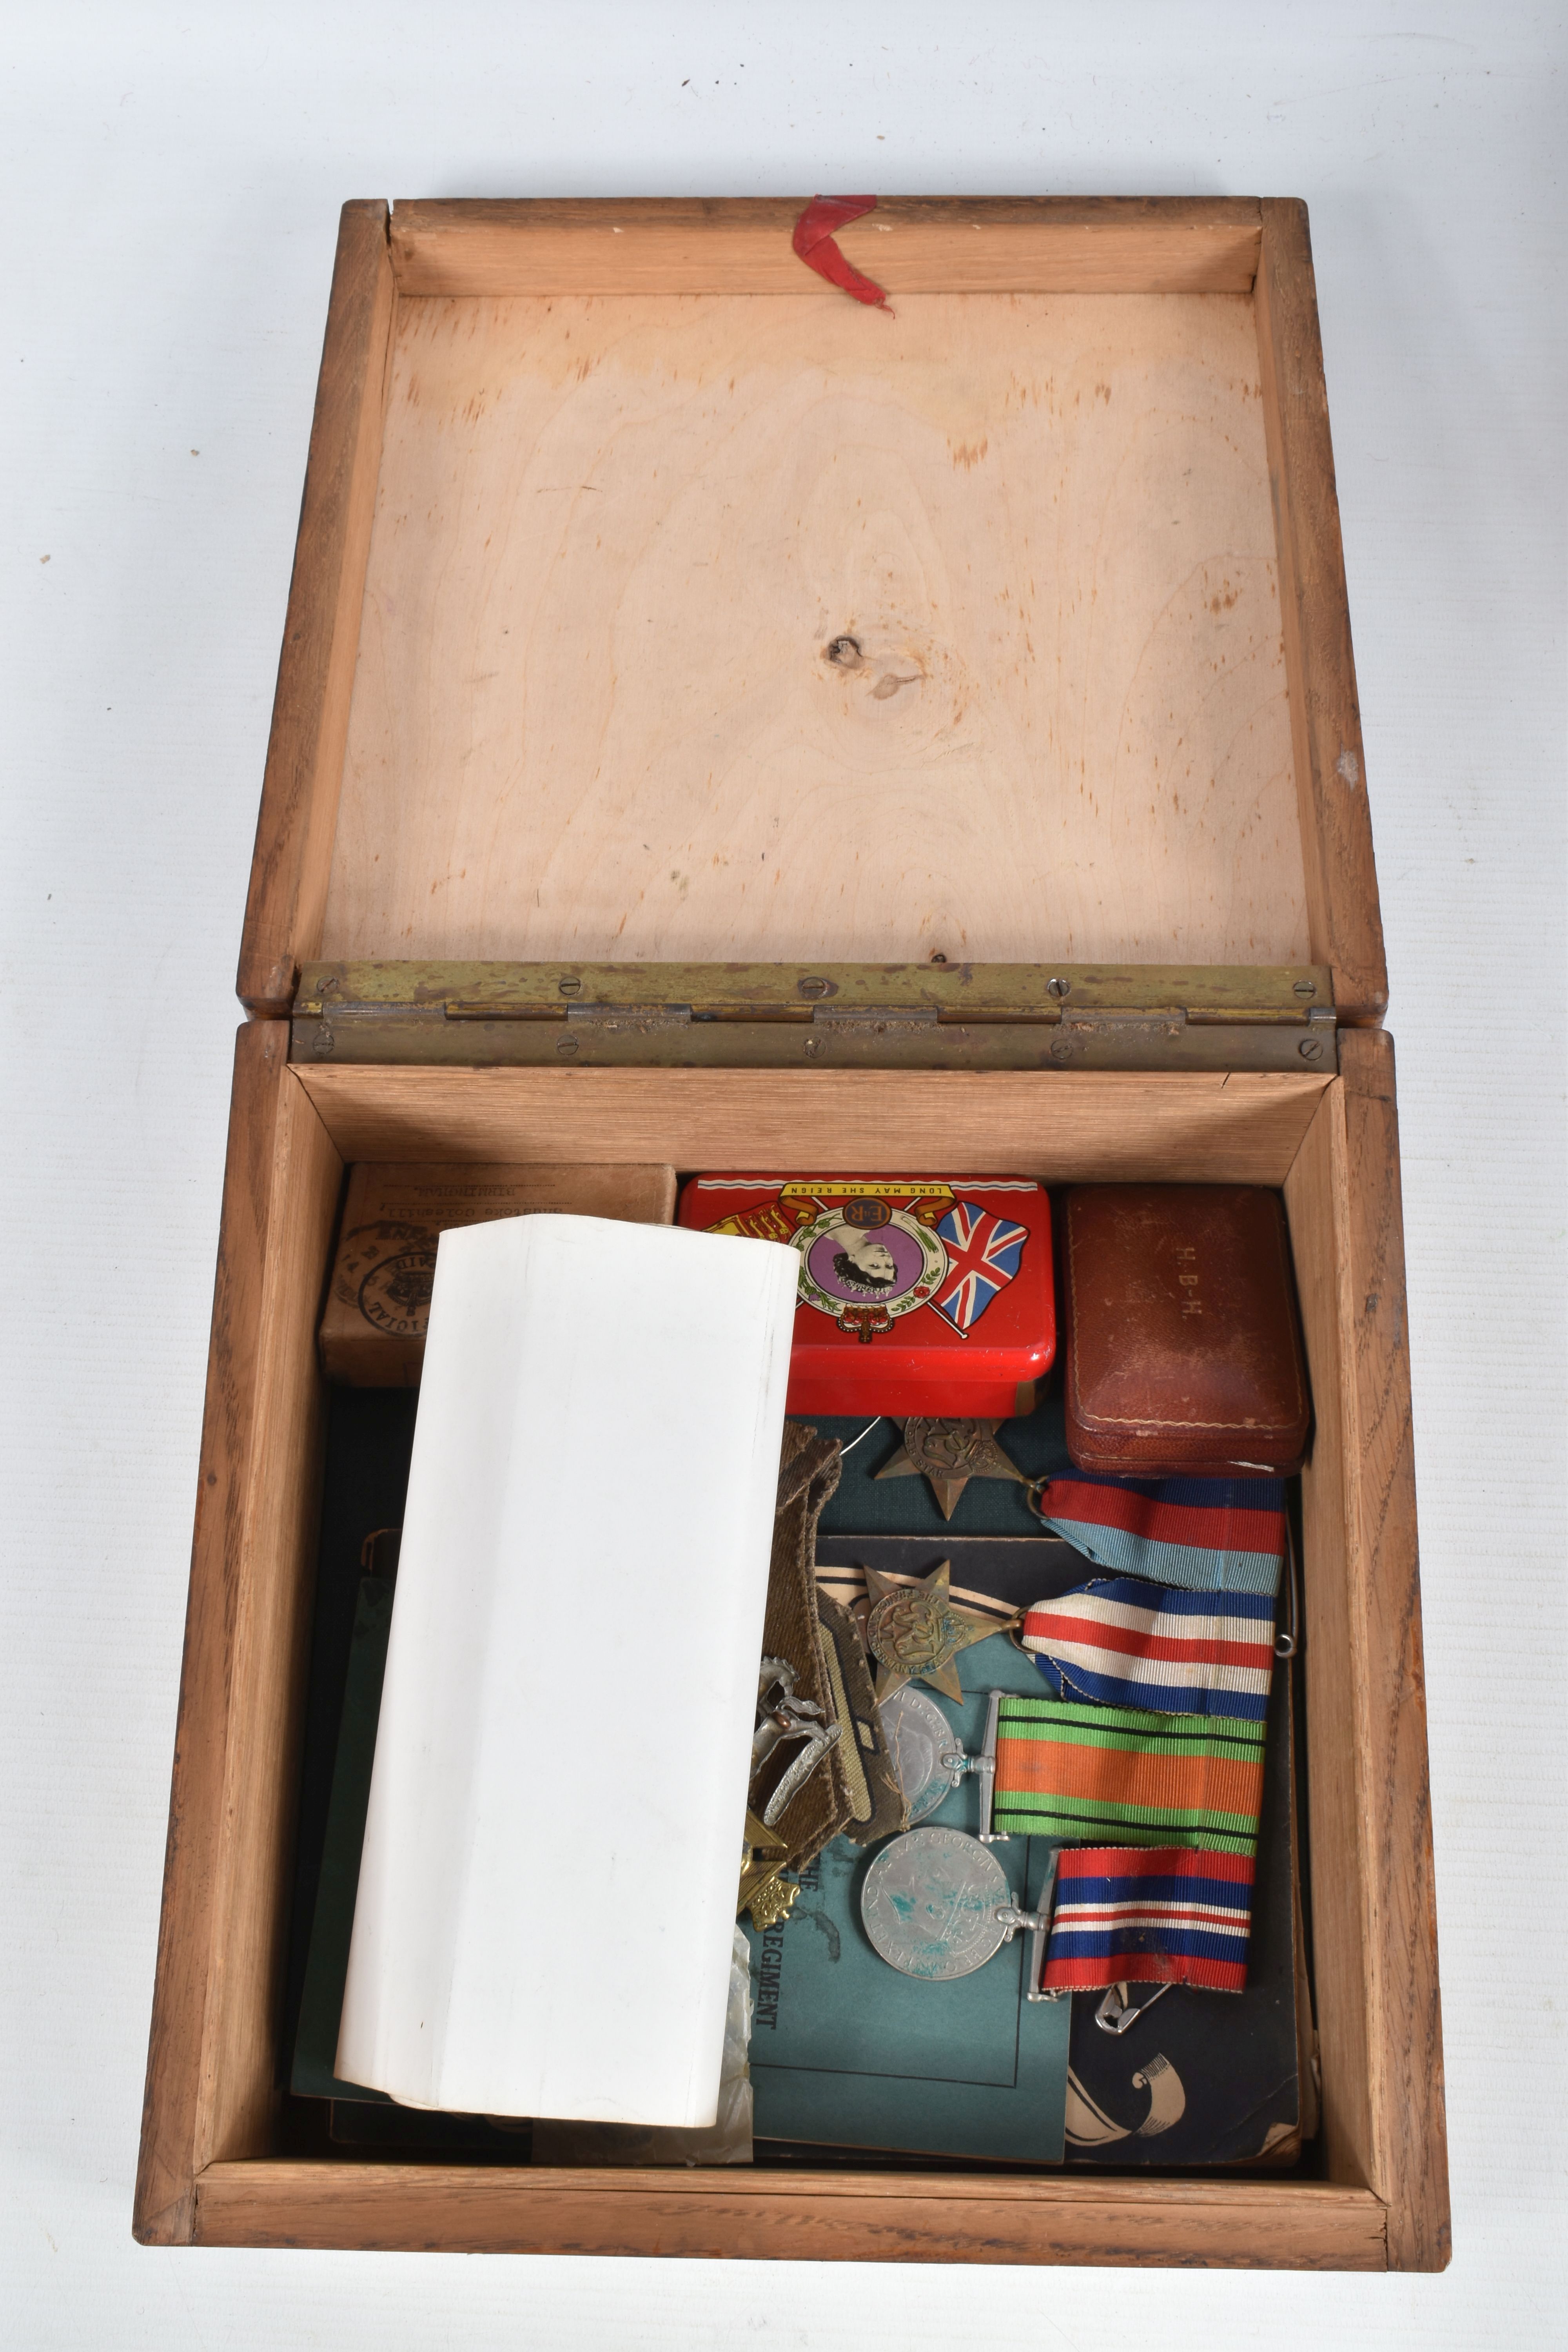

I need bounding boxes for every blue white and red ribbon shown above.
[1031,1470,1287,1595]
[1042,1847,1255,1993]
[1021,1576,1276,1721]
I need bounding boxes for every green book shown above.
[291,1574,394,2102]
[745,1635,1071,2163]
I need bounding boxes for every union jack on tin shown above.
[931,1200,1029,1336]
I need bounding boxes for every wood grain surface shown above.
[1283,1081,1376,2191]
[1254,201,1387,1020]
[192,2160,1388,2269]
[388,195,1264,298]
[319,285,1307,971]
[1334,1029,1450,2269]
[1283,1048,1449,2271]
[133,1028,341,2243]
[292,1064,1332,1183]
[237,202,396,1015]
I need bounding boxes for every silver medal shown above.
[879,1685,959,1827]
[859,1826,1013,1981]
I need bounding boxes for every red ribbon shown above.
[791,195,891,310]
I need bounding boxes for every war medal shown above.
[860,1826,1058,1988]
[874,1416,1027,1520]
[863,1558,998,1702]
[879,1686,964,1826]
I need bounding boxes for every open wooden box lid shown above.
[241,198,1385,1076]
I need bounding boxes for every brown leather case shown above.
[1062,1186,1310,1478]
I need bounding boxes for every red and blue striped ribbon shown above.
[1031,1470,1287,1596]
[1042,1846,1255,1993]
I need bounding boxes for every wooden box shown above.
[134,197,1448,2270]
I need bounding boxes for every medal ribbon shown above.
[1042,1846,1255,1993]
[992,1692,1267,1856]
[1029,1470,1287,1595]
[1020,1576,1276,1720]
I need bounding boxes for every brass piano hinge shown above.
[290,962,1338,1074]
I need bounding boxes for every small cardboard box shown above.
[320,1161,676,1382]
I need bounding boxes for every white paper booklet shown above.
[336,1211,798,2125]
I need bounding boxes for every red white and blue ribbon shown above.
[1042,1847,1255,1993]
[1031,1470,1287,1596]
[930,1200,1027,1337]
[1021,1576,1276,1722]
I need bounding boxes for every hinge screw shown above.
[798,975,831,1000]
[1293,978,1316,997]
[1049,1036,1075,1063]
[1298,1036,1325,1063]
[558,976,582,997]
[1047,976,1071,999]
[557,1036,579,1057]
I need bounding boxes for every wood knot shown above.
[824,635,864,670]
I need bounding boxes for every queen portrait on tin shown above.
[830,1226,901,1294]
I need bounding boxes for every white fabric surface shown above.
[3,4,1563,2344]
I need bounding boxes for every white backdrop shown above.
[4,4,1564,2343]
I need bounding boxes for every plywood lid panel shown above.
[319,286,1308,972]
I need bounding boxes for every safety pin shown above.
[1094,1979,1173,2035]
[1275,1515,1301,1658]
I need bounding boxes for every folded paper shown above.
[1020,1577,1276,1721]
[337,1213,799,2126]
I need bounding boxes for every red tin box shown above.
[677,1176,1055,1416]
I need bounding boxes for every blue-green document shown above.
[744,1637,1071,2163]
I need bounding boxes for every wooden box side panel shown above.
[1334,1031,1449,2268]
[290,1065,1332,1183]
[238,203,397,1017]
[192,2161,1388,2270]
[1254,200,1387,1021]
[134,1027,343,2245]
[1283,1037,1448,2271]
[388,195,1264,298]
[1284,1080,1376,2184]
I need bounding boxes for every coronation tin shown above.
[677,1176,1055,1416]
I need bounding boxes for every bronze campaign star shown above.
[863,1559,996,1704]
[873,1417,1026,1521]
